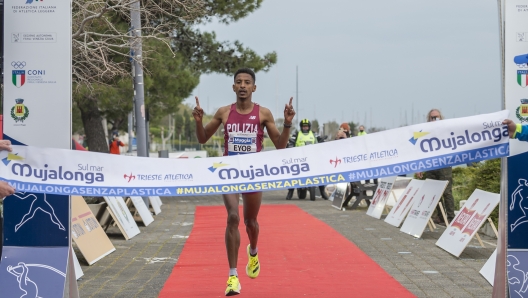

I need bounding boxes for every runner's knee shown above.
[244,218,258,230]
[227,212,240,226]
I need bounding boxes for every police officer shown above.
[286,119,329,200]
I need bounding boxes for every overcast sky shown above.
[184,0,502,131]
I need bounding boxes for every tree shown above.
[324,121,339,140]
[311,119,319,134]
[73,0,277,152]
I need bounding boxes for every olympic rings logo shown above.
[11,61,26,69]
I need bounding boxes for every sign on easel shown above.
[149,196,162,215]
[387,177,412,207]
[103,196,140,240]
[129,196,154,226]
[152,196,163,206]
[71,196,115,265]
[331,183,348,210]
[400,179,448,238]
[73,249,84,280]
[435,189,499,257]
[366,176,397,219]
[384,179,424,227]
[480,249,497,286]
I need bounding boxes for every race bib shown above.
[228,132,257,155]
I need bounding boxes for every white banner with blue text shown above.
[0,110,510,197]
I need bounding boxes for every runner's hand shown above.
[193,96,204,122]
[0,140,12,152]
[284,97,295,124]
[503,119,517,138]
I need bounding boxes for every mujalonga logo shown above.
[11,98,29,123]
[215,163,310,180]
[410,125,508,153]
[4,153,105,184]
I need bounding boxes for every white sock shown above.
[250,247,258,255]
[229,268,238,277]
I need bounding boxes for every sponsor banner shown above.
[366,176,396,219]
[384,179,425,227]
[435,189,499,257]
[400,179,449,238]
[0,111,511,196]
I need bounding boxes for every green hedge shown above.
[452,158,501,225]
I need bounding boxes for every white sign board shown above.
[384,179,425,227]
[436,189,499,257]
[480,249,497,286]
[73,250,84,281]
[387,177,412,207]
[103,196,140,240]
[149,196,162,215]
[153,195,163,206]
[3,0,71,148]
[400,179,448,238]
[331,183,348,210]
[129,196,154,226]
[366,176,397,219]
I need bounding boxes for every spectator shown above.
[357,125,367,136]
[417,109,455,225]
[109,134,125,155]
[336,123,351,140]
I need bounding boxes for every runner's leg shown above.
[242,192,262,250]
[223,194,240,269]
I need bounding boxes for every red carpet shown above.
[160,205,415,298]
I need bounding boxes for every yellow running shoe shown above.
[246,244,260,278]
[225,275,241,296]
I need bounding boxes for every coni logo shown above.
[408,131,429,145]
[2,152,24,166]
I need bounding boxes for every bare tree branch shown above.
[72,0,205,90]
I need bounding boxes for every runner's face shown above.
[233,73,256,100]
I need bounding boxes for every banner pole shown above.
[493,0,507,297]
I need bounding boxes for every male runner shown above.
[193,68,295,296]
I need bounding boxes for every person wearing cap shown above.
[286,119,329,200]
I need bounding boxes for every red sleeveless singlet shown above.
[223,103,264,156]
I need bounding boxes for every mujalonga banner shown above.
[0,110,510,197]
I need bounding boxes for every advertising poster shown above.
[400,179,448,238]
[366,176,397,219]
[130,196,154,226]
[435,189,499,257]
[384,179,425,227]
[103,196,140,240]
[71,196,115,265]
[331,183,348,210]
